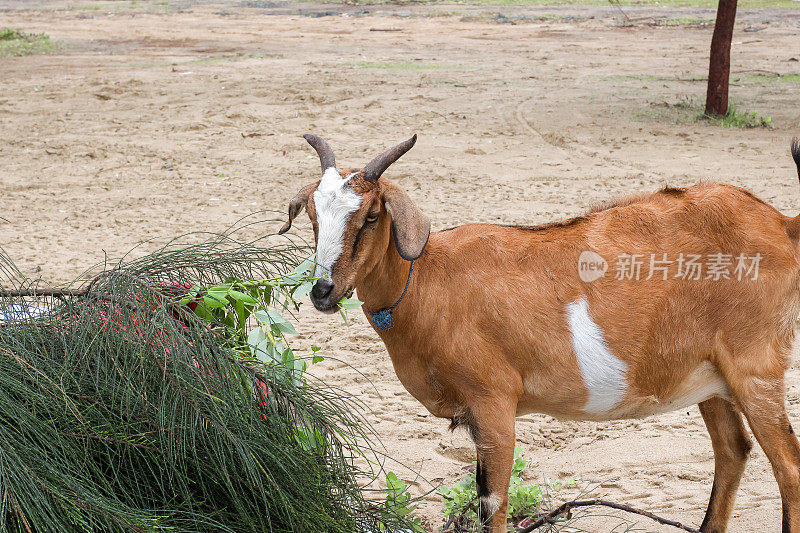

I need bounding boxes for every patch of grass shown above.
[733,73,800,84]
[346,61,467,71]
[633,98,773,128]
[651,16,713,26]
[323,0,798,8]
[0,28,60,57]
[632,98,699,124]
[458,11,589,22]
[73,0,172,12]
[695,106,773,128]
[609,74,668,82]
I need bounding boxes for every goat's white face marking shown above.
[566,297,628,414]
[312,167,361,279]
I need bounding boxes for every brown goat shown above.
[281,135,800,533]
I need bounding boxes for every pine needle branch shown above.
[0,216,414,532]
[0,289,90,297]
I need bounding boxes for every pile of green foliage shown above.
[438,447,575,531]
[0,28,59,57]
[0,220,413,532]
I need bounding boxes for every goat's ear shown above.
[279,181,319,235]
[381,181,430,260]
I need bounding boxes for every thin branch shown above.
[518,499,701,533]
[1,288,90,298]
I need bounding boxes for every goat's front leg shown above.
[471,401,516,533]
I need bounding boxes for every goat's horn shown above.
[363,134,417,182]
[303,134,336,171]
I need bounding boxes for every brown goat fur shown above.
[286,137,800,533]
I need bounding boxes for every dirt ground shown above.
[2,1,800,530]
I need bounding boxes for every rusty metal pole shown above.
[705,0,738,116]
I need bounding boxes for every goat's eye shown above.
[365,213,379,224]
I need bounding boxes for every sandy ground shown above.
[2,1,800,530]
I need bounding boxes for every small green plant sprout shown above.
[438,447,575,526]
[176,253,322,383]
[437,470,478,524]
[380,472,425,533]
[506,447,544,520]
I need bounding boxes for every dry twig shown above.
[518,499,701,532]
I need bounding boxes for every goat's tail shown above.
[784,138,800,241]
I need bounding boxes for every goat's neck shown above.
[356,236,415,315]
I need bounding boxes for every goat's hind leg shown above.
[698,397,753,533]
[716,343,800,532]
[737,380,800,532]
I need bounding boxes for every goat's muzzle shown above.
[310,279,338,313]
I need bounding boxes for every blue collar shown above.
[366,260,415,331]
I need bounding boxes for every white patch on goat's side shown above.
[480,494,501,518]
[566,297,628,415]
[313,167,361,279]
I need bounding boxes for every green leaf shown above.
[221,313,235,329]
[294,280,314,298]
[264,342,281,364]
[272,321,297,335]
[256,309,298,335]
[273,338,285,355]
[256,309,288,325]
[203,294,229,309]
[247,327,267,349]
[312,355,324,364]
[233,299,247,331]
[338,297,363,310]
[228,289,258,304]
[207,285,232,295]
[251,340,271,363]
[285,254,315,284]
[386,472,400,489]
[193,304,214,321]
